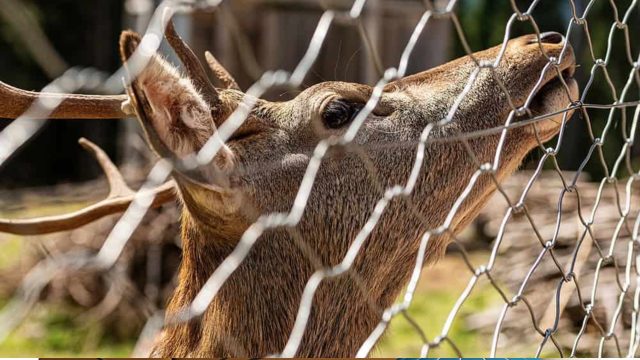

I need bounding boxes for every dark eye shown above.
[321,99,362,129]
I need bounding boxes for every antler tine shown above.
[0,138,176,235]
[204,51,240,90]
[78,138,133,198]
[164,20,220,109]
[0,81,128,119]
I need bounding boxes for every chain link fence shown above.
[0,0,639,357]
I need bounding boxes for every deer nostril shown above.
[537,31,564,44]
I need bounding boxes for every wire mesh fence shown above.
[0,0,639,357]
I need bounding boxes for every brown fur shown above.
[119,32,578,357]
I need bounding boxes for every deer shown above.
[0,20,578,357]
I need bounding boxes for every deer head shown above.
[0,22,577,357]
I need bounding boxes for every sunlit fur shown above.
[136,55,216,156]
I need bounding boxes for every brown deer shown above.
[0,22,578,357]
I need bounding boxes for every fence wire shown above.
[0,0,639,357]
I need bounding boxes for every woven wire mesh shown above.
[0,0,639,357]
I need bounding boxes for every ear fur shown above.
[120,31,216,157]
[119,30,243,219]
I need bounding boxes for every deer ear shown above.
[119,31,219,157]
[119,31,242,218]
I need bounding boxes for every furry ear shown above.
[137,54,217,156]
[119,31,216,157]
[119,30,243,219]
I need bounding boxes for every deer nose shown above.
[534,31,565,44]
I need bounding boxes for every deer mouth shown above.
[523,62,578,139]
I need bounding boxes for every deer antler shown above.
[0,138,176,235]
[0,81,128,119]
[205,51,240,90]
[163,20,220,109]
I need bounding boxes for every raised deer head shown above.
[0,20,577,357]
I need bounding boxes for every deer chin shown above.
[524,71,579,142]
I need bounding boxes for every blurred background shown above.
[0,0,638,356]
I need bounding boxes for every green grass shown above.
[0,235,23,270]
[375,254,502,357]
[0,302,134,357]
[375,288,497,357]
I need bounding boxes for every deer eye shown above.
[321,99,362,129]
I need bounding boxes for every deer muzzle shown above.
[385,32,579,139]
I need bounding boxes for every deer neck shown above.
[154,207,424,357]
